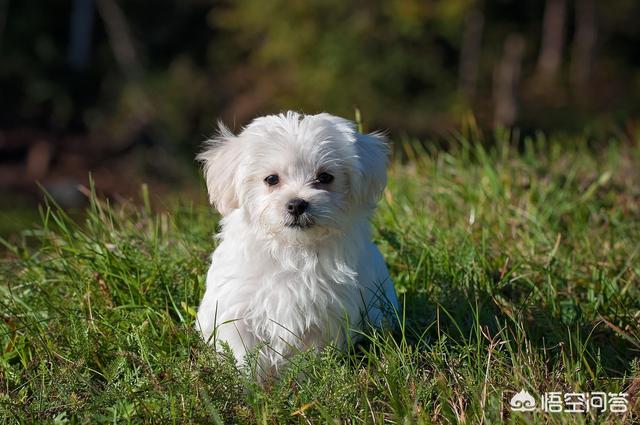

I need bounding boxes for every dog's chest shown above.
[244,256,361,344]
[210,231,368,351]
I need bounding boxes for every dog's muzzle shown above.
[285,198,314,229]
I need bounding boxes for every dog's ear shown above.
[315,113,389,208]
[352,131,389,208]
[197,123,244,216]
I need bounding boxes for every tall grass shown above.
[1,134,639,423]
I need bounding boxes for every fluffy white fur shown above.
[195,111,399,375]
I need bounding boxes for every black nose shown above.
[286,198,308,217]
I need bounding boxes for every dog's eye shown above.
[264,174,279,186]
[316,172,334,184]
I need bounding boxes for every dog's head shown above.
[197,112,388,242]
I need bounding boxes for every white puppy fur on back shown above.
[196,111,398,375]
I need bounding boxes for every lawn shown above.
[1,132,639,423]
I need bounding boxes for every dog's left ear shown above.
[315,113,389,208]
[352,131,389,208]
[197,122,244,216]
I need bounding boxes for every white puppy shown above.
[195,111,398,375]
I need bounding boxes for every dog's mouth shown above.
[286,222,312,229]
[285,215,315,230]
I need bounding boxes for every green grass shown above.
[1,132,639,423]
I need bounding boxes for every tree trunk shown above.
[536,0,567,81]
[494,34,526,127]
[571,0,597,93]
[68,0,95,70]
[95,0,142,81]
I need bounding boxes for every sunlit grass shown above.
[1,133,639,423]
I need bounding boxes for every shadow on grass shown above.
[398,283,637,378]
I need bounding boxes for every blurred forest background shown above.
[1,0,640,234]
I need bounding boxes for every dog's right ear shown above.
[197,123,243,216]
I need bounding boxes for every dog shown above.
[195,111,398,376]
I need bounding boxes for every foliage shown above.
[1,134,639,423]
[2,0,640,148]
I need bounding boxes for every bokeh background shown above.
[1,0,640,235]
